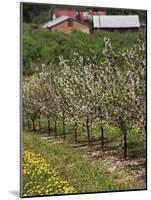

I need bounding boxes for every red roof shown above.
[89,10,107,16]
[78,11,107,20]
[54,10,77,18]
[53,10,107,21]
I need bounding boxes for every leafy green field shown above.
[22,132,146,196]
[23,23,145,76]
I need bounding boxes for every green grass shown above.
[127,129,146,158]
[23,132,145,193]
[22,149,76,196]
[24,118,146,159]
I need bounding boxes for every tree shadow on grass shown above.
[127,142,146,158]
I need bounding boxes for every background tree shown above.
[102,37,146,159]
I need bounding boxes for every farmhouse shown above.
[42,16,90,33]
[93,15,140,31]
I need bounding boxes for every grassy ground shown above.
[26,119,146,158]
[22,148,75,197]
[22,131,146,196]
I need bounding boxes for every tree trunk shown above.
[119,118,128,160]
[74,121,78,143]
[38,117,41,133]
[101,126,104,151]
[27,119,30,130]
[123,130,127,160]
[63,116,66,140]
[32,119,36,132]
[48,118,50,136]
[54,120,57,138]
[86,117,91,145]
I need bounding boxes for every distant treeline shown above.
[22,3,147,25]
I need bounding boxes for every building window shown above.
[68,19,73,27]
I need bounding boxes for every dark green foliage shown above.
[22,23,145,76]
[22,3,52,23]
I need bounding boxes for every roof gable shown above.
[42,16,69,28]
[42,16,89,29]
